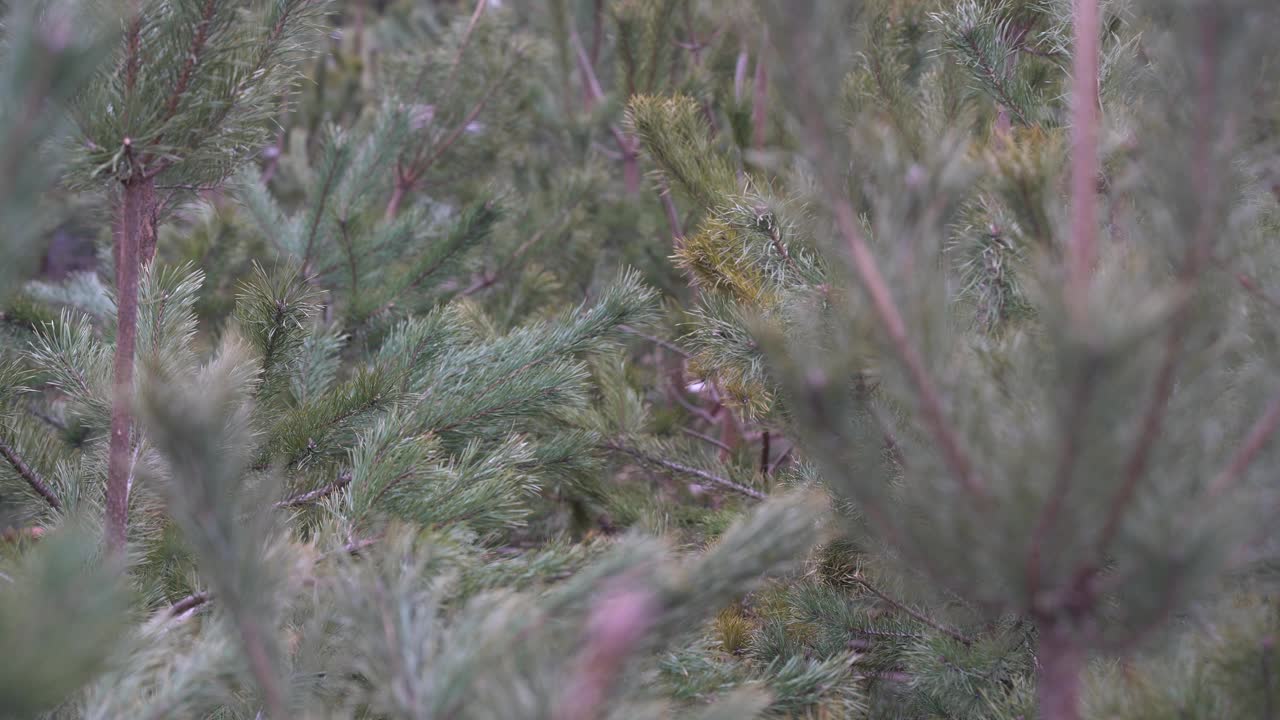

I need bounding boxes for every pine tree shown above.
[60,0,330,552]
[1,2,831,718]
[632,0,1280,717]
[6,0,1280,718]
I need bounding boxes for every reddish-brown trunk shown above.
[105,176,156,554]
[1037,622,1085,720]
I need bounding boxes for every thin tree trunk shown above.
[105,176,156,553]
[1037,622,1085,720]
[1066,0,1100,312]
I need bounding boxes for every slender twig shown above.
[1222,261,1280,309]
[417,80,503,174]
[1,526,46,543]
[239,614,287,719]
[851,575,972,646]
[342,535,381,556]
[154,183,218,192]
[301,153,342,267]
[1027,360,1097,604]
[413,0,487,103]
[276,471,353,508]
[571,23,643,195]
[766,444,794,475]
[670,382,719,424]
[602,441,765,500]
[680,426,733,453]
[461,201,581,296]
[619,324,691,358]
[1093,12,1221,562]
[734,43,749,101]
[120,2,143,127]
[0,439,62,511]
[571,27,606,114]
[830,199,986,502]
[1205,391,1280,499]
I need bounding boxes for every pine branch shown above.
[1205,391,1280,499]
[462,202,580,296]
[830,198,988,503]
[681,426,733,453]
[957,31,1032,127]
[602,440,765,500]
[411,0,487,105]
[389,73,506,219]
[302,154,342,268]
[571,22,642,194]
[276,470,353,508]
[851,575,972,646]
[160,0,220,124]
[1226,263,1280,309]
[1093,12,1224,565]
[1027,359,1098,604]
[0,437,61,511]
[167,591,210,617]
[619,324,691,358]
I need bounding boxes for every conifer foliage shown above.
[3,0,1280,718]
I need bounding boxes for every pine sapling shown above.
[65,0,327,551]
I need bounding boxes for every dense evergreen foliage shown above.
[2,1,1279,718]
